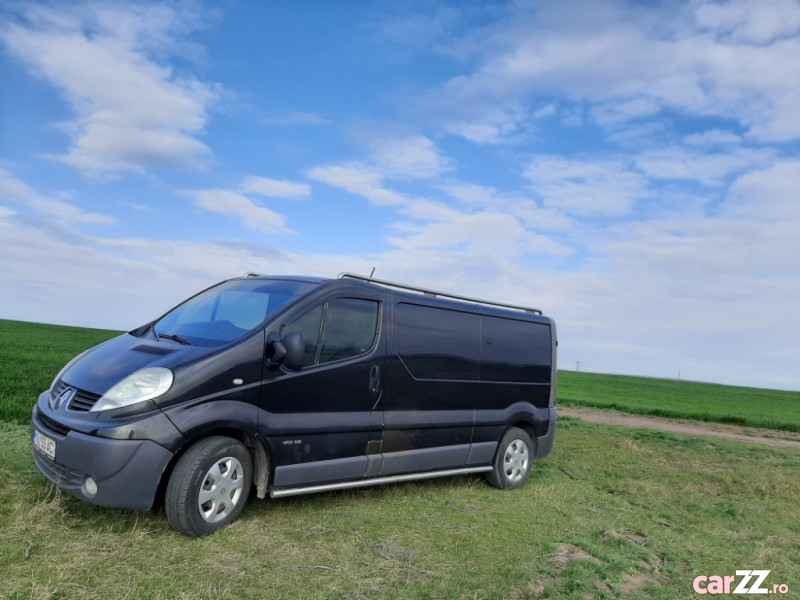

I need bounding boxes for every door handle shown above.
[369,365,381,394]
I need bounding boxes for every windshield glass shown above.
[153,278,318,346]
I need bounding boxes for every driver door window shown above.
[284,298,379,368]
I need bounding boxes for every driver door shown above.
[259,292,386,488]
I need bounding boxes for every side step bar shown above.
[269,466,493,498]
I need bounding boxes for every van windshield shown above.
[153,279,318,346]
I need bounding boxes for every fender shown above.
[162,398,259,445]
[475,401,553,437]
[162,397,273,498]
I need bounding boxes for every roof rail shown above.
[338,272,542,315]
[244,272,264,277]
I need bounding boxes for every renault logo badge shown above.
[50,387,76,410]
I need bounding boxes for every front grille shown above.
[38,413,70,437]
[50,379,101,412]
[68,389,101,412]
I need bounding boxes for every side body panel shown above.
[381,300,479,472]
[378,293,556,479]
[257,283,387,488]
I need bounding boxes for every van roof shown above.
[339,272,543,316]
[242,272,542,316]
[243,273,327,284]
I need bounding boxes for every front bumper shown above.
[31,398,175,510]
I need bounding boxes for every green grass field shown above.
[2,319,799,598]
[558,371,800,433]
[0,320,119,424]
[1,417,799,599]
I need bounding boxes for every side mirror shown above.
[267,330,304,371]
[283,332,304,371]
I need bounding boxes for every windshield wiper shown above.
[157,332,193,346]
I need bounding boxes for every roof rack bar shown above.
[338,272,542,315]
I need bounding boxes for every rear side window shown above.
[481,316,552,383]
[284,298,380,368]
[393,303,480,380]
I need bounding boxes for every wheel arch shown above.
[509,421,538,453]
[155,427,272,507]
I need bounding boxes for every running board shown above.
[269,466,493,498]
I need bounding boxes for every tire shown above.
[165,436,253,537]
[486,427,535,490]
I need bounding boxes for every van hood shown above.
[58,332,210,396]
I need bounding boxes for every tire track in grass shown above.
[558,406,800,449]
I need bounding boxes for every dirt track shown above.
[558,406,800,450]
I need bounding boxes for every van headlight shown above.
[91,367,174,412]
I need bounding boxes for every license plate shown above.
[34,429,56,460]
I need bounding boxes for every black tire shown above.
[486,427,535,490]
[165,436,253,537]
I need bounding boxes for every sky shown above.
[1,0,798,391]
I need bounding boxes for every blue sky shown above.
[1,0,799,390]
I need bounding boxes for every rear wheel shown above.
[165,436,252,537]
[486,427,534,490]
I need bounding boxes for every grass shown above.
[0,320,119,425]
[1,417,799,599]
[558,370,800,434]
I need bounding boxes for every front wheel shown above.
[486,427,534,490]
[165,436,253,537]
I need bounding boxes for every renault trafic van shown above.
[32,273,558,537]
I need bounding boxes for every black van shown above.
[32,273,558,537]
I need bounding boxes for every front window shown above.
[153,278,317,346]
[282,297,380,367]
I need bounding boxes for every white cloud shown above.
[365,132,448,179]
[183,189,293,235]
[0,219,329,330]
[546,151,800,387]
[635,146,775,186]
[0,2,219,175]
[683,129,742,146]
[694,0,800,44]
[308,163,411,206]
[725,159,800,223]
[399,198,461,222]
[415,0,800,144]
[387,211,524,252]
[523,155,651,217]
[439,181,574,231]
[0,167,114,224]
[388,208,575,259]
[239,176,310,198]
[591,97,663,127]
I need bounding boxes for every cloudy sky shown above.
[1,0,798,390]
